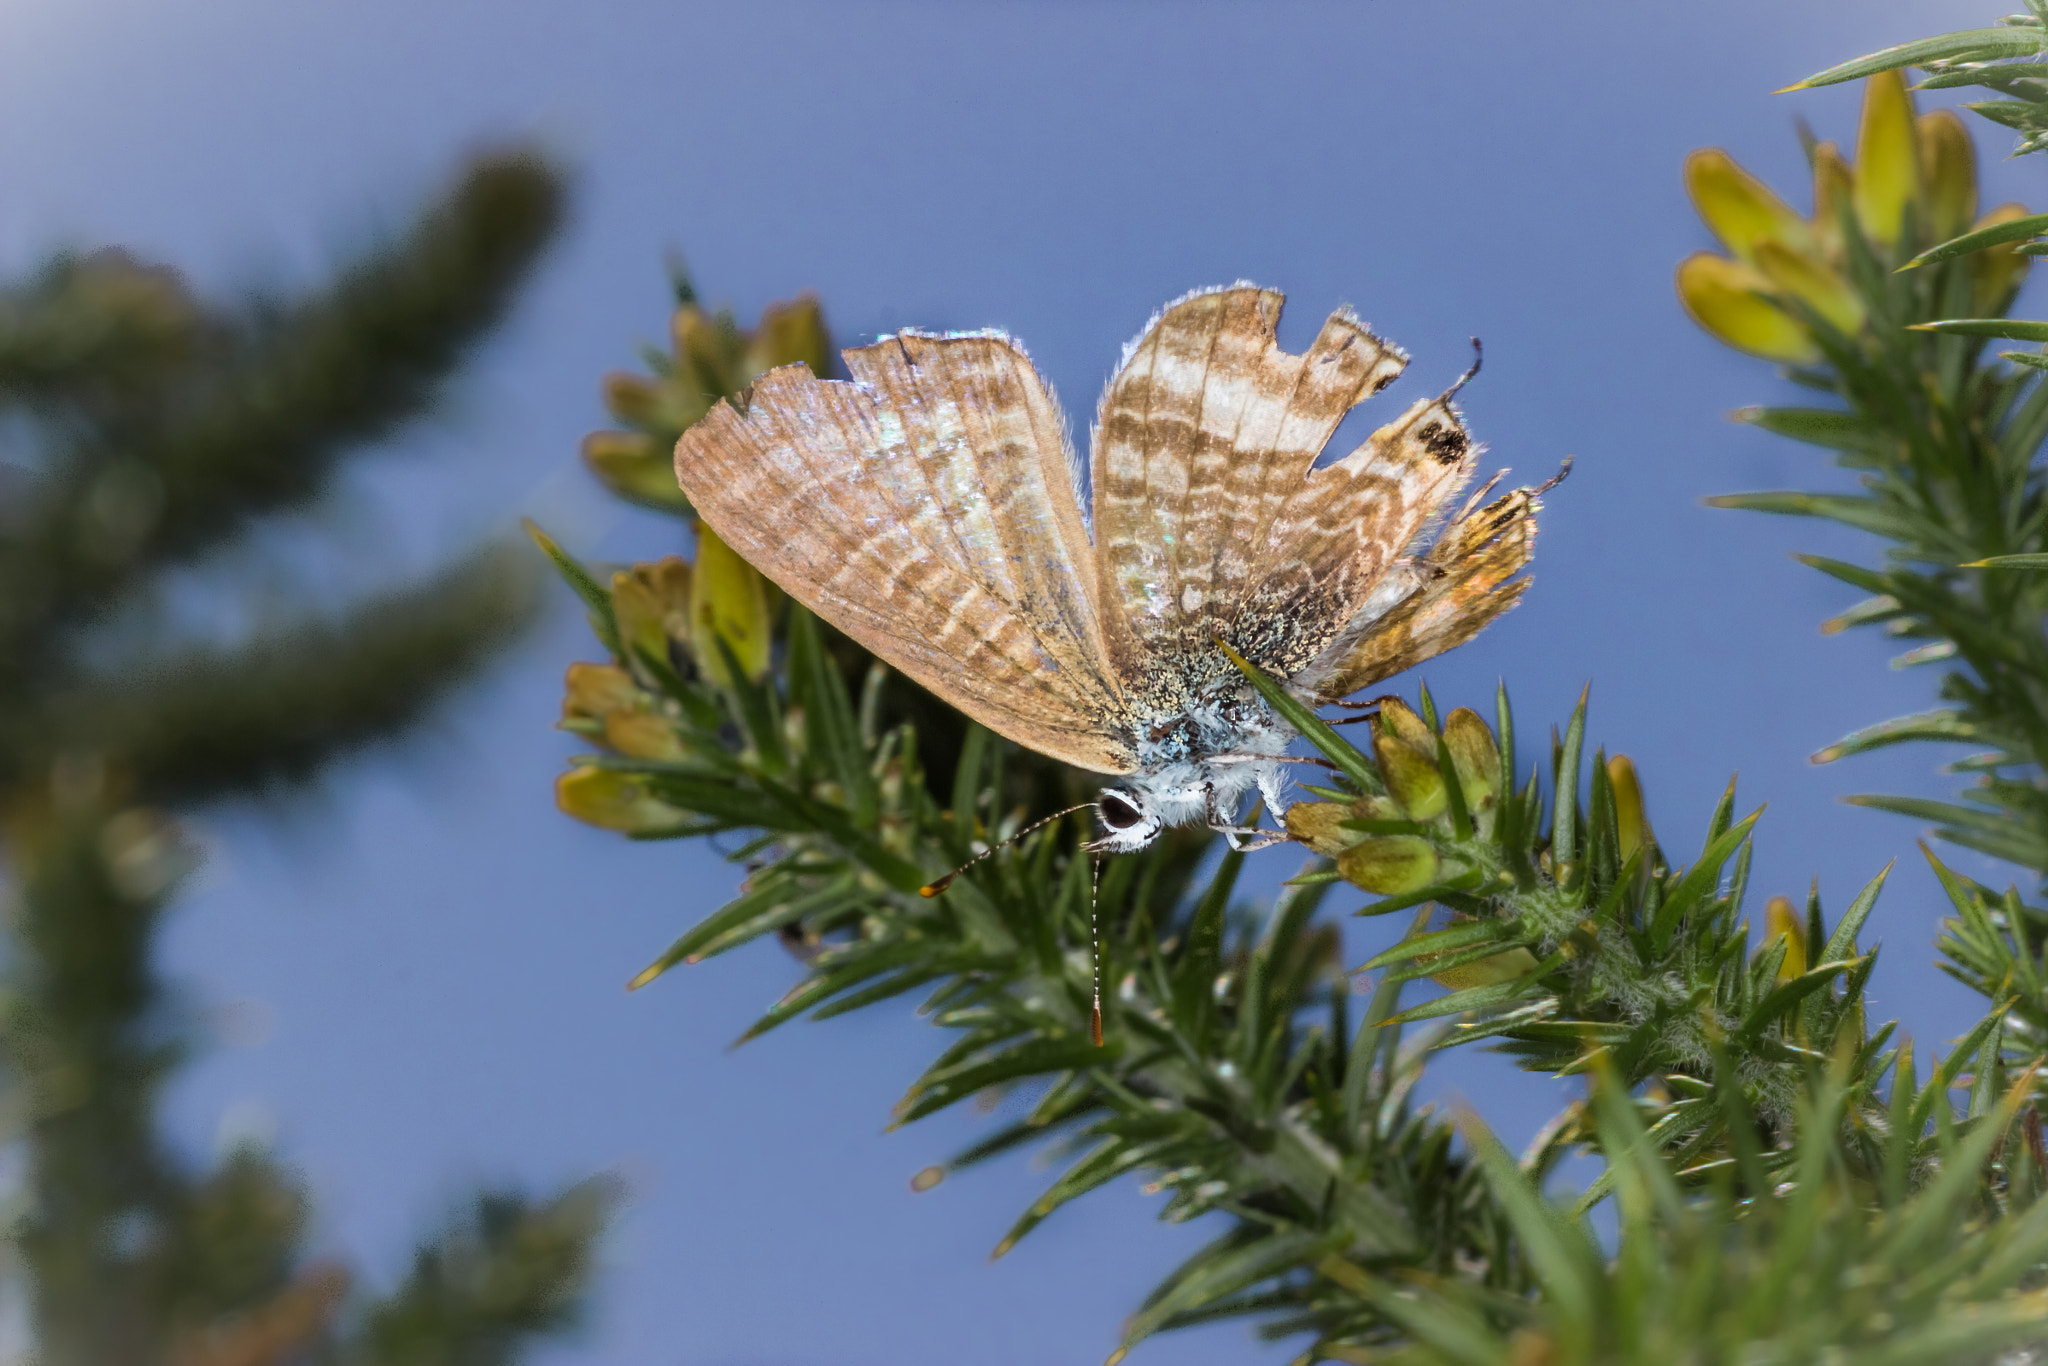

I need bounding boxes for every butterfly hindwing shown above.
[1303,482,1541,701]
[1245,386,1486,683]
[674,332,1136,774]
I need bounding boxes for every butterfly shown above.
[673,283,1553,858]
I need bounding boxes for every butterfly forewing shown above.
[674,333,1136,774]
[1090,285,1407,689]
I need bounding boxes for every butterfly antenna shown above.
[1442,337,1483,402]
[919,802,1095,898]
[1537,454,1575,495]
[1090,853,1104,1048]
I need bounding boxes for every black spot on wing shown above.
[1419,421,1468,465]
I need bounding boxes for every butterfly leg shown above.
[1209,753,1337,773]
[1254,762,1291,823]
[1202,779,1257,847]
[1200,765,1293,852]
[1213,826,1291,852]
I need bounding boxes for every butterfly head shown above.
[1087,765,1223,852]
[1087,788,1163,853]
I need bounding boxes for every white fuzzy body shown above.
[1089,677,1298,853]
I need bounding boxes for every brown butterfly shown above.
[674,283,1555,856]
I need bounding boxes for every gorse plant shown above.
[1677,67,2048,875]
[539,35,2048,1363]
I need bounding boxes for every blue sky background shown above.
[0,2,2035,1362]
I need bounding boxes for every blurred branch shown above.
[16,540,542,804]
[0,147,568,679]
[4,794,193,1366]
[335,1179,619,1366]
[0,145,608,1364]
[0,249,209,409]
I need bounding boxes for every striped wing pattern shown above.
[1302,481,1543,702]
[674,330,1136,774]
[672,284,1543,781]
[1239,382,1487,681]
[1092,286,1488,691]
[1090,287,1407,679]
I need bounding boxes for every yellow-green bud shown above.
[690,527,773,685]
[1285,801,1355,857]
[1918,110,1978,243]
[1685,147,1812,264]
[1374,731,1444,822]
[1764,895,1808,982]
[1854,70,1919,249]
[1337,836,1438,895]
[1442,707,1500,825]
[1607,754,1649,865]
[555,767,690,834]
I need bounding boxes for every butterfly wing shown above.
[1090,285,1410,684]
[1300,480,1542,701]
[674,330,1136,775]
[1241,376,1490,682]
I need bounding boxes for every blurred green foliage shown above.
[0,149,615,1365]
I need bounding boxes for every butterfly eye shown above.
[1098,792,1142,830]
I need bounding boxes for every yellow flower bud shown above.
[1374,731,1445,822]
[1918,110,1979,244]
[555,766,691,834]
[561,662,643,725]
[581,429,691,513]
[1854,70,1919,249]
[743,295,834,381]
[1337,836,1439,895]
[602,372,664,427]
[1606,755,1649,865]
[1763,895,1808,982]
[1811,140,1854,260]
[611,557,694,673]
[640,557,695,632]
[1284,801,1355,857]
[672,304,737,401]
[1441,708,1500,794]
[1375,696,1436,752]
[603,711,689,762]
[1685,149,1812,263]
[1442,707,1500,832]
[1676,253,1821,363]
[1968,202,2035,316]
[1752,240,1865,336]
[691,526,773,685]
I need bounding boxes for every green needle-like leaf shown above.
[1903,212,2048,268]
[1911,318,2048,341]
[1962,552,2048,567]
[1820,862,1891,965]
[1784,29,2048,91]
[1215,639,1378,793]
[1362,918,1523,972]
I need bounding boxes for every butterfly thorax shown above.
[1088,664,1298,853]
